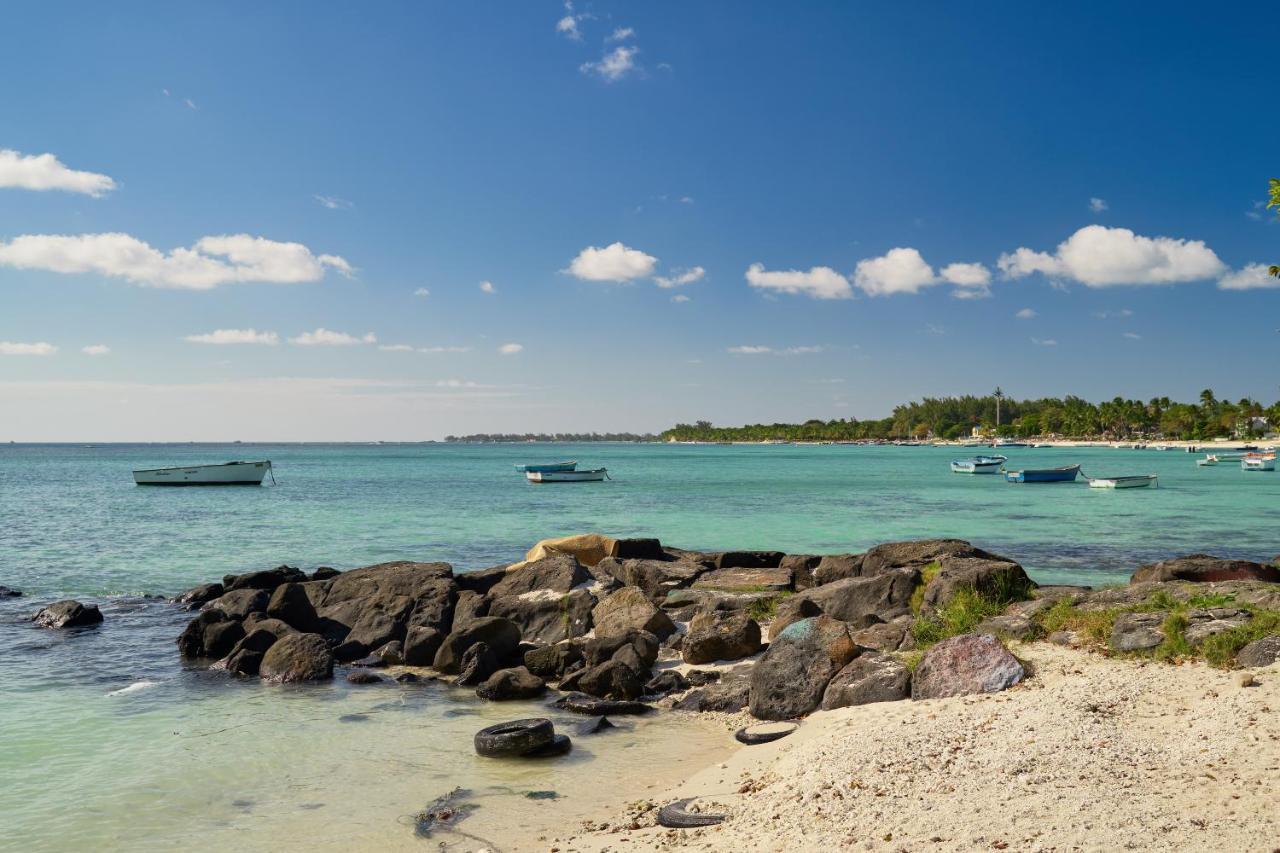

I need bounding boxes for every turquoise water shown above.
[3,442,1277,850]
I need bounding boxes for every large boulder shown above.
[433,617,522,674]
[488,588,595,645]
[591,587,676,640]
[221,627,282,676]
[812,554,864,586]
[259,633,334,683]
[693,566,792,593]
[716,551,785,570]
[524,642,584,680]
[171,582,224,609]
[178,610,228,657]
[32,600,103,629]
[202,620,246,659]
[266,582,319,631]
[575,659,646,700]
[861,539,998,577]
[456,642,501,685]
[403,626,444,665]
[596,558,706,602]
[1183,608,1252,645]
[674,679,750,712]
[682,610,763,664]
[780,555,821,591]
[850,618,914,651]
[454,565,509,595]
[821,654,911,709]
[452,590,490,630]
[660,588,776,619]
[1237,635,1280,668]
[770,596,825,637]
[205,589,269,621]
[911,634,1023,700]
[1111,612,1165,651]
[613,538,667,560]
[489,554,588,598]
[920,556,1034,613]
[583,629,660,668]
[1130,555,1280,584]
[222,565,307,593]
[748,615,861,720]
[476,666,546,701]
[314,561,456,660]
[793,568,921,627]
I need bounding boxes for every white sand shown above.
[552,645,1280,851]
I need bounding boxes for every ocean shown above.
[3,441,1276,850]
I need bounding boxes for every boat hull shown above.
[514,461,577,473]
[950,455,1007,474]
[1089,475,1158,489]
[133,461,272,486]
[1005,465,1080,483]
[526,468,607,483]
[1243,458,1276,471]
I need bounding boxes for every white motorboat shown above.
[1242,454,1276,472]
[133,460,274,486]
[526,467,608,483]
[950,455,1008,474]
[1088,474,1158,489]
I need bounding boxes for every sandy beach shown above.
[552,644,1280,852]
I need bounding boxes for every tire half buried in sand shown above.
[734,721,799,745]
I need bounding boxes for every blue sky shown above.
[1,2,1277,440]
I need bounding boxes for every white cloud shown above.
[608,26,635,41]
[0,341,56,356]
[81,344,111,356]
[1031,337,1058,346]
[289,328,376,346]
[1218,263,1278,291]
[413,287,431,297]
[679,196,694,205]
[854,247,940,296]
[313,194,352,210]
[436,379,488,389]
[671,294,691,303]
[1089,197,1109,213]
[498,343,523,355]
[378,344,415,352]
[727,345,822,356]
[556,14,581,40]
[745,263,852,300]
[654,266,705,288]
[185,328,280,345]
[0,232,352,290]
[566,242,657,282]
[1015,308,1037,319]
[479,280,496,294]
[997,225,1226,287]
[419,345,471,353]
[1094,308,1134,319]
[184,98,198,111]
[941,261,992,299]
[581,46,639,82]
[0,149,117,197]
[1123,332,1142,340]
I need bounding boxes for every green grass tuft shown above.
[1033,598,1118,647]
[747,592,791,623]
[1198,609,1280,668]
[909,561,942,615]
[910,586,1004,649]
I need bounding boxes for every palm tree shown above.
[993,387,1005,431]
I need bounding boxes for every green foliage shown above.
[1151,612,1194,661]
[910,586,1004,649]
[747,593,791,623]
[1186,591,1237,609]
[1035,599,1119,647]
[909,561,942,615]
[1199,610,1280,668]
[900,649,924,674]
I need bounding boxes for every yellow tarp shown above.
[507,532,618,571]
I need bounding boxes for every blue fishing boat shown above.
[513,460,577,473]
[1004,464,1080,483]
[950,455,1008,474]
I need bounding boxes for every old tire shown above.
[657,798,725,828]
[524,733,572,757]
[474,718,555,757]
[734,722,798,745]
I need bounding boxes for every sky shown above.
[1,2,1278,441]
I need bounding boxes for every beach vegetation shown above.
[747,592,791,623]
[908,561,942,614]
[910,586,1005,648]
[1034,599,1119,647]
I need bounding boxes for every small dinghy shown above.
[526,468,608,483]
[950,454,1007,474]
[1088,474,1158,489]
[1004,464,1080,483]
[514,461,577,473]
[133,460,273,486]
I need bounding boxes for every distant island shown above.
[445,432,659,443]
[660,390,1277,443]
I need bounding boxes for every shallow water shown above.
[3,442,1276,850]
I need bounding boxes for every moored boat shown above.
[1088,474,1158,489]
[133,460,273,486]
[1242,454,1276,472]
[526,467,608,483]
[950,455,1008,474]
[514,461,577,473]
[1004,464,1080,483]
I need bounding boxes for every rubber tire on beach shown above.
[523,733,572,758]
[656,798,726,829]
[734,722,798,745]
[474,718,555,757]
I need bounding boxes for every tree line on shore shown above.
[662,390,1280,443]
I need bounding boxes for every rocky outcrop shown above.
[821,653,911,709]
[693,566,792,592]
[716,551,785,570]
[206,589,269,621]
[574,659,646,700]
[976,613,1038,641]
[592,586,676,640]
[488,588,594,645]
[266,583,319,631]
[433,616,522,674]
[1237,635,1280,667]
[454,565,509,595]
[223,565,307,593]
[259,633,334,683]
[524,642,585,680]
[790,568,921,627]
[749,616,861,720]
[178,610,230,657]
[911,634,1023,700]
[597,558,705,601]
[452,590,490,630]
[1131,555,1280,584]
[489,554,588,597]
[675,679,750,712]
[644,670,690,696]
[613,538,667,560]
[1111,612,1165,651]
[315,561,455,661]
[1183,608,1252,644]
[920,556,1034,612]
[476,666,546,700]
[812,554,864,586]
[456,642,501,685]
[682,610,763,664]
[172,582,223,609]
[0,585,23,597]
[861,539,999,577]
[583,630,660,669]
[850,618,914,651]
[403,626,444,666]
[32,600,103,629]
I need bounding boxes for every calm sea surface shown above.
[3,442,1277,850]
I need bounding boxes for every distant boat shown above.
[1242,454,1276,472]
[992,440,1028,448]
[133,460,273,486]
[1088,474,1158,489]
[950,455,1008,474]
[1202,453,1247,464]
[1004,464,1080,483]
[513,461,577,473]
[526,467,608,483]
